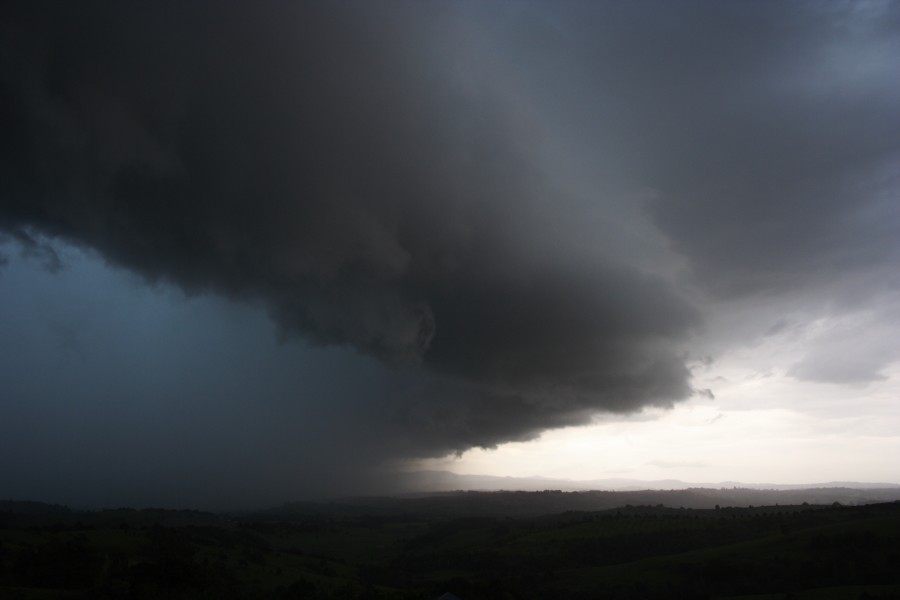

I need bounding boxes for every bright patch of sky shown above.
[419,344,900,485]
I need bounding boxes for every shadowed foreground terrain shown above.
[2,491,899,599]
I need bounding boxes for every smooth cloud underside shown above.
[2,1,899,462]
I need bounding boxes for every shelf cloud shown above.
[2,1,898,503]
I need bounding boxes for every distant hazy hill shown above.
[271,487,900,519]
[0,500,72,515]
[396,470,900,493]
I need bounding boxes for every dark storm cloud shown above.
[539,1,900,386]
[498,0,900,297]
[2,0,898,477]
[620,2,900,297]
[0,1,700,459]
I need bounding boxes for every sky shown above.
[1,1,899,509]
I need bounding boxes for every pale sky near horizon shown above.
[2,1,900,507]
[418,384,900,485]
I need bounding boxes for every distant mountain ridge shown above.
[395,470,900,494]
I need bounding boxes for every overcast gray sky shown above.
[1,0,898,508]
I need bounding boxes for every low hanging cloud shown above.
[789,308,900,386]
[0,1,699,461]
[2,0,899,472]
